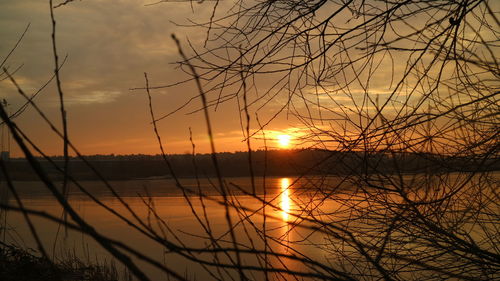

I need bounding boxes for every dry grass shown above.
[0,242,119,281]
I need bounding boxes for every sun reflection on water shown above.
[280,178,291,222]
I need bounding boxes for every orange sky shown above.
[3,1,492,157]
[0,0,311,157]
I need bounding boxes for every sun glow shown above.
[277,134,292,148]
[280,178,291,222]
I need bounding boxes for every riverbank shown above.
[4,149,498,181]
[0,242,121,281]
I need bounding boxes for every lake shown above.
[2,176,347,280]
[2,173,498,280]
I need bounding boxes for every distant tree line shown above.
[6,149,499,180]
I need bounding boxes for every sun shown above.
[277,134,292,148]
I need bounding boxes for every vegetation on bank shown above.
[0,242,121,281]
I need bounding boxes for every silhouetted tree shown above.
[1,1,498,280]
[163,0,500,280]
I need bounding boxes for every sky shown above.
[0,0,302,157]
[1,1,497,157]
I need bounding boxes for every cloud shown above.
[65,90,122,105]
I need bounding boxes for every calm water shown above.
[3,173,497,280]
[2,177,338,280]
